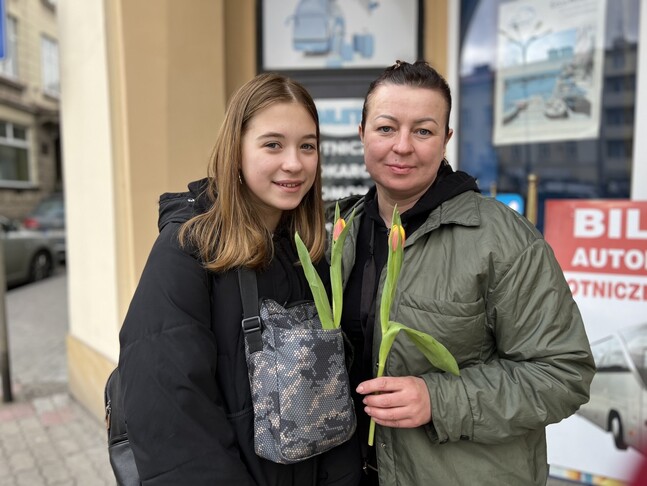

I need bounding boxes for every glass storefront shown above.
[458,0,640,231]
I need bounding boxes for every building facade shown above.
[0,0,60,219]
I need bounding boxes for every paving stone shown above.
[0,392,114,485]
[8,450,36,473]
[14,469,45,486]
[39,461,70,484]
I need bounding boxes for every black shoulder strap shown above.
[238,267,263,353]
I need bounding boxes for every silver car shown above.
[1,215,56,287]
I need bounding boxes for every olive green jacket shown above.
[337,191,595,486]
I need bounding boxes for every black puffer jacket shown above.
[118,179,361,485]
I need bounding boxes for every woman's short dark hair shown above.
[361,60,452,136]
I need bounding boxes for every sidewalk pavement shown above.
[0,392,114,485]
[1,268,115,485]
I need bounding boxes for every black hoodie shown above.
[118,179,361,486]
[339,166,479,473]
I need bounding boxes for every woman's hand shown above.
[357,376,432,428]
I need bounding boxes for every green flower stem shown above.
[368,324,401,445]
[367,206,460,446]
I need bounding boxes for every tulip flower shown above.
[367,206,460,446]
[295,202,356,330]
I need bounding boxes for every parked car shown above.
[22,192,66,263]
[577,323,647,452]
[1,215,56,287]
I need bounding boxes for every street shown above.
[5,267,68,399]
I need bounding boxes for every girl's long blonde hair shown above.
[179,73,326,271]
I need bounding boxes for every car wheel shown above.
[608,412,628,450]
[29,251,53,283]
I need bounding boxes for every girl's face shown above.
[360,84,453,209]
[241,101,319,231]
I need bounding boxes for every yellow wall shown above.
[59,0,121,378]
[59,0,450,420]
[105,0,227,321]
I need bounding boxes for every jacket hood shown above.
[331,164,479,223]
[157,178,211,232]
[359,164,479,236]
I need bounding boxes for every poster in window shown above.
[259,0,420,71]
[316,97,371,201]
[544,200,646,483]
[492,0,606,145]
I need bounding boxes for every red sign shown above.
[545,200,647,277]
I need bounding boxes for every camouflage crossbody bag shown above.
[238,268,356,464]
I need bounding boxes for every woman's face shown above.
[241,101,319,231]
[360,84,453,207]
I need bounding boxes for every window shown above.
[612,51,626,68]
[41,35,59,96]
[607,140,631,157]
[0,121,30,184]
[458,0,640,232]
[605,107,635,126]
[0,16,18,78]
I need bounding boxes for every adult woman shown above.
[336,60,595,485]
[118,73,361,485]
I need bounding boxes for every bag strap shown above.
[238,267,263,353]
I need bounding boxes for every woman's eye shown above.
[265,142,280,149]
[417,128,431,136]
[378,126,393,133]
[301,143,317,151]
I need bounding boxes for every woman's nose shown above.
[393,132,413,154]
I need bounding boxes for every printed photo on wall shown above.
[259,0,420,71]
[544,200,647,483]
[492,0,607,145]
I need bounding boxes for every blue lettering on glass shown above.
[318,107,362,126]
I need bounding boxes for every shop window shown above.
[0,17,19,79]
[0,121,30,184]
[458,0,640,232]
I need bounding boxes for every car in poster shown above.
[577,323,647,453]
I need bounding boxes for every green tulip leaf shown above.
[295,232,333,329]
[330,207,356,327]
[397,323,460,376]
